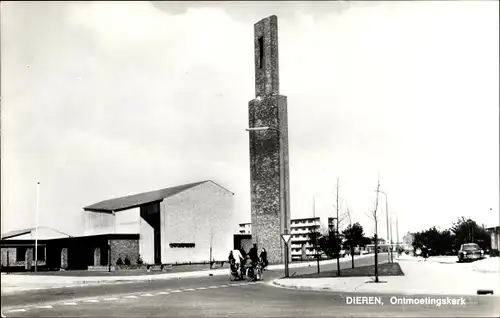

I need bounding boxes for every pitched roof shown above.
[1,226,72,240]
[83,180,232,213]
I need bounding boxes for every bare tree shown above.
[307,227,321,273]
[344,206,355,269]
[364,175,381,283]
[334,198,351,233]
[342,222,365,270]
[346,206,352,226]
[335,178,341,276]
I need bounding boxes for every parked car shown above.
[458,243,484,262]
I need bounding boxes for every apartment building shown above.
[238,223,252,235]
[290,217,322,260]
[238,217,326,260]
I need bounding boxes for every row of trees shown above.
[307,221,372,269]
[305,214,491,268]
[406,217,491,255]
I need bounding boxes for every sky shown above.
[1,1,499,241]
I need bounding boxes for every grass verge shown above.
[291,262,404,279]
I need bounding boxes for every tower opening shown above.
[258,36,264,69]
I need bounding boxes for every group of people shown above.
[228,244,268,278]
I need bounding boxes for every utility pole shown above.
[209,229,213,269]
[35,182,40,273]
[374,176,380,283]
[396,214,400,253]
[377,190,391,263]
[336,178,340,277]
[389,215,394,262]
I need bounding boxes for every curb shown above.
[1,255,373,294]
[271,279,339,292]
[1,271,231,294]
[271,279,500,297]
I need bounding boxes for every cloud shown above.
[149,1,361,23]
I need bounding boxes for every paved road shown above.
[1,255,381,308]
[2,254,498,317]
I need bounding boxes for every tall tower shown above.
[248,15,291,264]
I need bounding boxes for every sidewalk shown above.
[1,255,371,294]
[272,255,500,296]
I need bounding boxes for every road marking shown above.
[171,290,182,293]
[157,292,169,295]
[1,313,6,318]
[219,284,229,287]
[36,305,53,309]
[83,299,99,303]
[63,302,77,306]
[208,286,218,289]
[125,296,137,299]
[183,288,196,292]
[141,294,154,297]
[103,298,119,301]
[7,309,26,313]
[197,287,207,290]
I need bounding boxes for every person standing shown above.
[422,245,429,261]
[416,247,422,261]
[248,244,258,264]
[230,249,245,278]
[259,248,268,270]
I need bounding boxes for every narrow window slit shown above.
[258,36,264,69]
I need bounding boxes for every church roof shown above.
[83,180,233,213]
[1,226,72,240]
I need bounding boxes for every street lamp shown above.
[394,213,399,254]
[246,126,290,277]
[375,190,391,263]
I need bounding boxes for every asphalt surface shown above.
[2,254,499,317]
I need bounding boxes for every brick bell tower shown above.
[248,15,291,264]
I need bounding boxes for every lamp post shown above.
[376,190,391,263]
[35,182,40,272]
[394,212,400,254]
[246,126,290,277]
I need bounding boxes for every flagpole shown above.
[35,182,40,272]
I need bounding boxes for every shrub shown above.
[116,257,123,266]
[137,255,143,265]
[124,255,131,266]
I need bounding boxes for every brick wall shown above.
[61,248,68,269]
[25,248,33,269]
[248,16,291,264]
[248,85,290,264]
[1,248,24,267]
[109,239,139,265]
[1,247,46,268]
[94,247,101,266]
[161,181,236,264]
